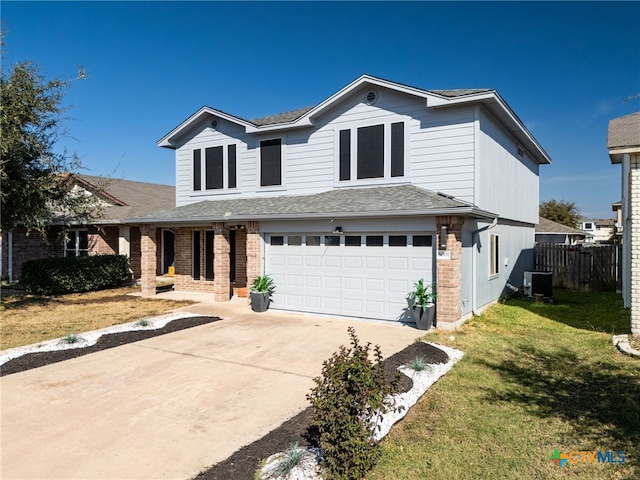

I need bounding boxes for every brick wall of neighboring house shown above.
[631,157,640,335]
[88,226,119,255]
[1,226,65,280]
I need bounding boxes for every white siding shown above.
[171,87,480,205]
[477,107,539,223]
[472,219,535,311]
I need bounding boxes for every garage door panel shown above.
[364,257,385,269]
[265,233,433,321]
[387,257,409,270]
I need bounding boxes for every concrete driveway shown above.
[0,301,421,479]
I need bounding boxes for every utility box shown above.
[524,271,553,298]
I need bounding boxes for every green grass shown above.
[368,289,638,480]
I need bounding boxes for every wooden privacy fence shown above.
[534,243,622,291]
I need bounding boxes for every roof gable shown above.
[157,74,551,165]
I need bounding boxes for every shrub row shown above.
[20,254,130,295]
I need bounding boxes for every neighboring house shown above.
[608,111,640,335]
[612,201,623,242]
[133,75,551,328]
[536,216,591,244]
[0,175,176,281]
[579,217,615,243]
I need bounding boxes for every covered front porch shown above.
[138,221,261,301]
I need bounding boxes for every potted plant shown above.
[250,274,275,312]
[408,279,436,330]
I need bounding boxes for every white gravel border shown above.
[258,341,464,480]
[0,312,203,366]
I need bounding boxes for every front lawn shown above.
[368,289,638,480]
[0,286,193,349]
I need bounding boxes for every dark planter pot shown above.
[250,292,270,312]
[413,304,435,330]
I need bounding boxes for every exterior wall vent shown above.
[211,119,219,129]
[365,90,378,105]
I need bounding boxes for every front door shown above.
[162,230,175,274]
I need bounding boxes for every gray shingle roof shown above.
[250,106,315,126]
[608,112,640,149]
[536,216,588,235]
[78,175,175,223]
[131,184,495,224]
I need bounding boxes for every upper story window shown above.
[65,230,89,257]
[193,145,238,192]
[260,138,282,187]
[339,122,405,182]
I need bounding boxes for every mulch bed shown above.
[194,341,449,480]
[0,316,220,377]
[1,319,450,480]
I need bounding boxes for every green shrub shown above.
[306,327,400,480]
[20,254,130,295]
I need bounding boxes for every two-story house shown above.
[134,75,551,328]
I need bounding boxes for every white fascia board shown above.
[609,146,640,163]
[245,75,434,134]
[157,107,255,149]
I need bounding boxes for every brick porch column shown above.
[213,222,231,301]
[246,221,261,288]
[436,216,464,328]
[140,224,157,298]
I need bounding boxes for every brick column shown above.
[631,157,640,335]
[213,222,231,301]
[436,216,464,327]
[140,225,157,298]
[246,221,261,288]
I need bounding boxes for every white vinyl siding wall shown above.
[477,107,539,224]
[172,88,479,206]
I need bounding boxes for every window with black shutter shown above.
[357,124,384,179]
[260,138,282,186]
[193,150,201,191]
[205,146,224,190]
[228,144,237,188]
[391,122,404,177]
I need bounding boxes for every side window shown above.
[490,233,500,277]
[193,231,201,280]
[260,138,282,186]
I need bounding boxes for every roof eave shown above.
[127,206,497,226]
[428,91,552,166]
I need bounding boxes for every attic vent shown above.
[517,145,524,158]
[365,90,378,105]
[211,119,219,129]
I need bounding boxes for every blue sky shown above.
[3,1,639,219]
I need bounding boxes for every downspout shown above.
[471,216,498,316]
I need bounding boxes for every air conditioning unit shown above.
[524,271,553,298]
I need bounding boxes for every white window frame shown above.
[489,233,500,277]
[64,229,89,257]
[335,120,407,185]
[192,143,239,193]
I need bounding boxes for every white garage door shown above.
[265,233,434,321]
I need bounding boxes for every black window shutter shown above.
[192,231,201,279]
[339,129,351,181]
[193,150,201,191]
[205,231,215,281]
[205,146,224,189]
[260,139,282,186]
[357,124,384,179]
[228,144,237,188]
[391,122,404,177]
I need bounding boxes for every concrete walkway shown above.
[1,300,422,480]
